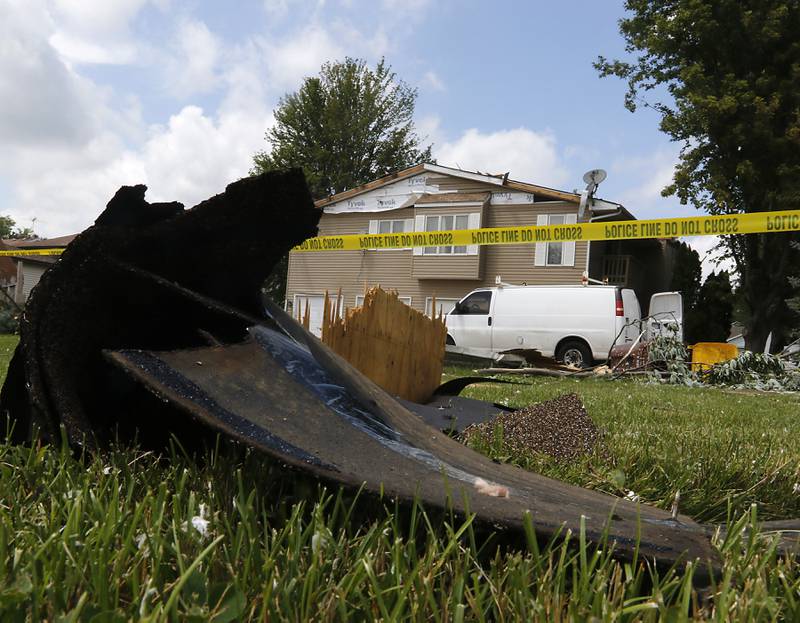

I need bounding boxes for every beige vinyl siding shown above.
[482,202,588,286]
[287,208,419,313]
[426,175,501,194]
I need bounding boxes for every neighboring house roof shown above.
[3,234,78,249]
[313,162,631,217]
[5,234,78,266]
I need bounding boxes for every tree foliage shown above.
[596,1,800,350]
[253,57,433,303]
[684,271,735,343]
[253,57,433,199]
[668,240,701,312]
[0,216,34,240]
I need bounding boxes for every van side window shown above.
[454,291,492,315]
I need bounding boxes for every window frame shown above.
[370,218,412,251]
[545,214,566,266]
[450,291,492,315]
[424,297,460,318]
[421,213,470,256]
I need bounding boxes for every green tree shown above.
[253,57,433,302]
[684,271,735,343]
[596,1,800,351]
[0,216,34,240]
[668,241,701,312]
[253,57,433,199]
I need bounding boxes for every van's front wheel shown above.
[556,340,592,369]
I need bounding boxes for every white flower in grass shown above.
[135,532,150,557]
[190,503,210,537]
[312,524,333,555]
[793,483,800,495]
[102,466,112,475]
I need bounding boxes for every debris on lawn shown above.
[460,393,601,461]
[4,170,770,584]
[608,342,649,371]
[645,335,800,391]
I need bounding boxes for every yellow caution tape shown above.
[293,210,800,252]
[3,211,799,257]
[0,248,64,257]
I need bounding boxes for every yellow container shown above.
[690,342,739,372]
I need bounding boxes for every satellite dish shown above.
[579,169,607,219]
[582,169,607,186]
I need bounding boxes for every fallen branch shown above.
[476,367,596,378]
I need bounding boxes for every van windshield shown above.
[453,291,492,315]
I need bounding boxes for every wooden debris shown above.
[476,367,596,378]
[320,286,447,402]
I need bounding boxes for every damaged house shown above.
[286,163,675,335]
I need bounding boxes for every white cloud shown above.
[0,0,428,238]
[165,19,221,97]
[381,0,432,12]
[262,0,292,18]
[0,0,273,236]
[436,127,570,187]
[259,25,345,89]
[3,103,273,236]
[422,70,445,92]
[48,0,162,64]
[141,105,273,206]
[611,149,692,219]
[416,114,444,152]
[0,1,96,147]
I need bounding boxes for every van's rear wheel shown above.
[556,340,592,369]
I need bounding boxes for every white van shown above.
[444,285,682,367]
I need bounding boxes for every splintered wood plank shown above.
[319,286,446,402]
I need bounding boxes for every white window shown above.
[367,218,413,250]
[377,219,407,234]
[425,297,459,318]
[413,212,481,257]
[422,214,469,255]
[355,294,412,307]
[534,213,577,267]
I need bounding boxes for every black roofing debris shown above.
[4,168,797,586]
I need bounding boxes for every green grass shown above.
[0,339,799,621]
[449,367,800,523]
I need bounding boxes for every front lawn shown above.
[0,339,798,620]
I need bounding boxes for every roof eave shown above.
[313,164,426,208]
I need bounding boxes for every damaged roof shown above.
[314,162,629,214]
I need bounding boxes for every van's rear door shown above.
[648,292,683,341]
[621,289,642,342]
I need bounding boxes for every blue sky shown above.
[2,0,719,267]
